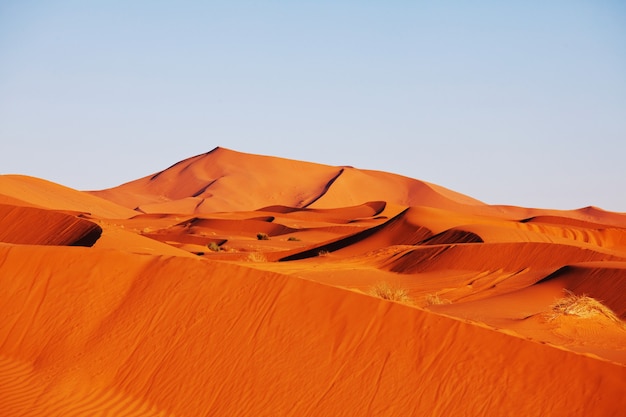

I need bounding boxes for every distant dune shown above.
[1,147,625,416]
[89,147,485,213]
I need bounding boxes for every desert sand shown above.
[1,146,625,416]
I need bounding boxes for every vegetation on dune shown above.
[548,290,622,323]
[246,252,267,262]
[368,282,413,304]
[424,293,452,306]
[207,242,221,252]
[257,232,270,240]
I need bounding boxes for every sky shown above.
[1,1,625,211]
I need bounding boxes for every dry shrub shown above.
[548,290,621,322]
[368,282,412,304]
[256,232,270,240]
[207,242,221,252]
[246,252,267,263]
[424,293,451,306]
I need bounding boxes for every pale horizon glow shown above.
[1,1,625,211]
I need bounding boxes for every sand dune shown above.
[0,204,101,246]
[1,245,624,416]
[90,147,486,214]
[1,148,625,416]
[0,175,136,219]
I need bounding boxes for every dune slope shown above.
[0,245,624,417]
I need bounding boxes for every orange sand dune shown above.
[0,245,624,416]
[90,147,486,214]
[0,175,137,219]
[1,148,625,416]
[491,204,626,228]
[383,242,625,276]
[0,204,101,246]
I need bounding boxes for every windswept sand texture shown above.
[1,147,625,416]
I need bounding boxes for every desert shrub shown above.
[257,232,270,240]
[287,236,301,241]
[207,242,221,252]
[246,252,267,262]
[548,290,621,322]
[318,250,330,256]
[424,293,451,306]
[368,282,412,304]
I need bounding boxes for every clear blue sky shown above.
[1,1,625,211]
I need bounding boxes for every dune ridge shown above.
[1,147,625,416]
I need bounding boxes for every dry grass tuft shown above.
[245,252,267,263]
[548,290,621,323]
[368,282,412,304]
[424,293,451,306]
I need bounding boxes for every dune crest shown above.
[1,147,625,416]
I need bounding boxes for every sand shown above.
[1,147,625,416]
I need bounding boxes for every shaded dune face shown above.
[383,243,625,275]
[1,147,626,416]
[0,204,102,247]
